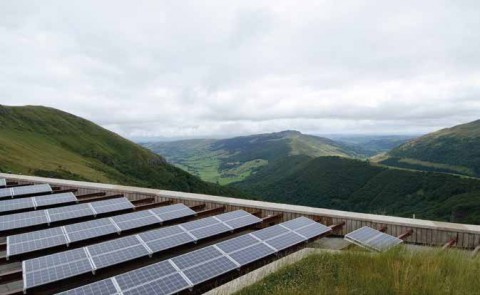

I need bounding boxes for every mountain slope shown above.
[380,120,480,177]
[231,156,480,224]
[0,105,246,197]
[143,131,357,184]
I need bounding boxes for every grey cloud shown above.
[1,0,480,139]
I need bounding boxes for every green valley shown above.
[142,130,357,185]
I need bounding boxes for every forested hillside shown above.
[381,119,480,177]
[232,156,480,224]
[0,105,246,197]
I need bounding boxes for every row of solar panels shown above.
[0,192,78,214]
[23,210,263,290]
[58,217,331,295]
[0,178,6,187]
[7,203,196,257]
[0,184,52,199]
[0,197,134,232]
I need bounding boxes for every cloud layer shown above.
[1,0,480,138]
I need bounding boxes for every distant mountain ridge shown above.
[0,105,245,197]
[143,130,358,184]
[380,119,480,177]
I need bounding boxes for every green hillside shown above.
[231,156,480,224]
[143,131,357,185]
[381,119,480,177]
[0,105,246,197]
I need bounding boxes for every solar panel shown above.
[0,192,77,214]
[216,234,259,254]
[0,187,11,198]
[60,217,329,295]
[48,204,94,222]
[215,210,251,221]
[34,192,78,208]
[57,278,119,295]
[183,255,237,285]
[344,226,403,252]
[171,246,222,269]
[91,198,134,215]
[23,248,94,290]
[8,227,67,257]
[264,232,305,251]
[11,184,52,198]
[0,210,48,232]
[282,216,317,230]
[7,204,194,257]
[251,224,289,240]
[228,243,275,266]
[189,223,231,240]
[65,219,119,243]
[0,198,34,213]
[0,178,6,187]
[295,222,331,239]
[88,236,150,269]
[225,214,262,229]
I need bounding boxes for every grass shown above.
[236,248,480,295]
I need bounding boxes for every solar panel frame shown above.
[0,198,35,213]
[90,198,134,215]
[0,210,48,231]
[264,232,306,251]
[34,192,78,208]
[294,222,332,239]
[182,255,237,285]
[228,243,276,266]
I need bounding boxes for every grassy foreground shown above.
[236,248,480,295]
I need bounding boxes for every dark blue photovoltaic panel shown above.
[122,273,190,295]
[91,244,150,269]
[171,246,222,270]
[295,222,331,239]
[115,260,177,290]
[0,211,47,231]
[23,248,93,289]
[65,219,118,242]
[229,243,275,266]
[11,184,52,197]
[145,232,194,252]
[91,198,134,214]
[189,223,231,240]
[0,198,34,213]
[344,226,403,252]
[182,256,237,285]
[216,234,258,254]
[0,187,11,198]
[225,214,261,229]
[8,227,66,257]
[48,204,94,222]
[181,217,217,231]
[215,210,250,221]
[56,278,118,295]
[251,225,289,241]
[282,216,316,230]
[138,225,184,242]
[264,232,305,251]
[34,192,77,207]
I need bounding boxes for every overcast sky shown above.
[1,1,480,139]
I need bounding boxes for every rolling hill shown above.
[0,105,246,197]
[231,156,480,224]
[379,119,480,177]
[143,131,358,184]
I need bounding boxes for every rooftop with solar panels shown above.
[0,174,479,295]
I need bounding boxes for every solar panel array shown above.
[7,203,196,257]
[0,192,78,214]
[344,226,403,252]
[0,178,6,187]
[59,217,331,295]
[23,210,262,290]
[0,197,133,233]
[0,184,52,199]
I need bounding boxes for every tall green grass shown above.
[236,248,480,295]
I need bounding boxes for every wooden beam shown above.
[196,206,225,217]
[397,229,414,240]
[77,194,124,203]
[133,200,172,210]
[471,245,480,258]
[442,236,458,249]
[75,192,106,199]
[329,221,345,233]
